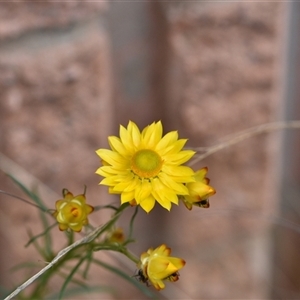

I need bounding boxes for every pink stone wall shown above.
[0,1,295,299]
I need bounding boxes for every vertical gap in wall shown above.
[271,2,300,298]
[108,1,168,131]
[149,2,170,126]
[108,2,171,248]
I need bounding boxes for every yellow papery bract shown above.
[182,167,216,210]
[153,193,172,211]
[163,189,179,205]
[135,180,152,202]
[149,257,182,279]
[119,125,135,152]
[139,195,156,213]
[137,244,186,291]
[108,136,128,157]
[165,150,196,165]
[128,121,141,148]
[113,180,135,193]
[100,177,119,187]
[122,176,140,192]
[161,138,187,154]
[158,172,190,195]
[162,165,195,179]
[144,121,163,147]
[52,190,94,232]
[120,190,135,203]
[96,120,196,213]
[96,149,127,168]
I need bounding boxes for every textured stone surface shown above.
[165,2,281,139]
[0,1,107,41]
[0,21,112,195]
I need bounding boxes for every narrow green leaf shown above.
[27,229,45,258]
[82,249,93,279]
[7,174,47,211]
[7,174,53,258]
[58,254,88,300]
[25,222,56,248]
[125,206,139,245]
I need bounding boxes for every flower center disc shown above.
[62,203,82,222]
[71,207,79,217]
[131,149,163,179]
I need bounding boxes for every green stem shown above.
[120,247,139,264]
[68,230,74,245]
[93,244,139,264]
[126,206,139,244]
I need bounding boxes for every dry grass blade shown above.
[189,120,300,166]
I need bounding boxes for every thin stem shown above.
[58,253,88,300]
[189,120,300,166]
[0,190,47,212]
[92,244,139,264]
[25,223,56,248]
[68,230,74,246]
[126,206,139,244]
[121,247,140,264]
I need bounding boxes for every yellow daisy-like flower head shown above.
[137,244,186,291]
[52,189,94,232]
[182,167,216,210]
[96,121,195,213]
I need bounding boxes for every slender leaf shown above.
[7,174,48,211]
[82,248,93,279]
[58,254,88,300]
[125,206,139,245]
[25,223,56,248]
[93,204,119,212]
[27,229,46,258]
[7,174,53,258]
[57,270,89,288]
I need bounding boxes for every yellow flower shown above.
[182,167,216,210]
[105,227,125,244]
[52,189,94,232]
[96,121,195,213]
[137,244,185,290]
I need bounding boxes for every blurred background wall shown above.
[0,1,299,299]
